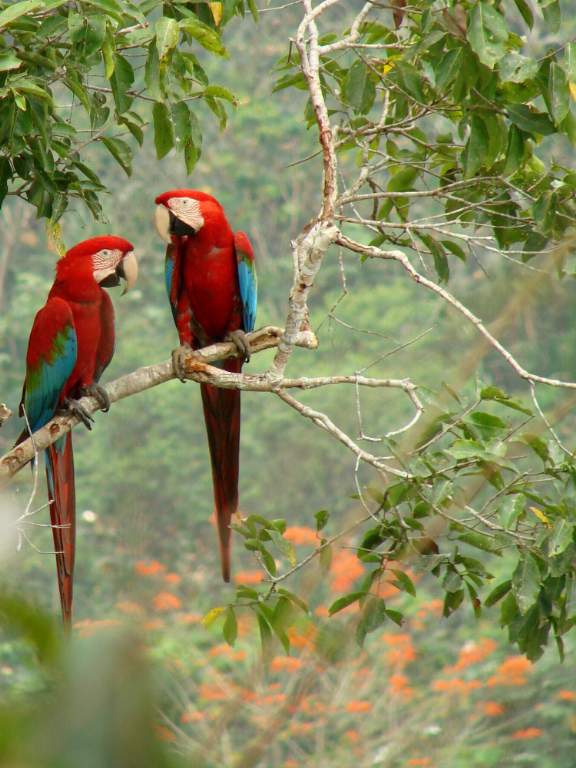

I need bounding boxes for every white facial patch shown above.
[92,248,124,284]
[167,196,204,232]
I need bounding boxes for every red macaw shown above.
[154,190,257,582]
[18,236,138,624]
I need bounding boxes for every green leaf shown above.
[549,519,574,557]
[391,569,416,597]
[144,43,162,101]
[503,125,524,176]
[512,554,541,613]
[513,0,534,27]
[507,105,555,136]
[541,0,560,32]
[0,52,22,72]
[457,532,496,553]
[499,53,538,83]
[343,61,375,114]
[356,596,387,645]
[436,48,463,91]
[155,16,179,61]
[468,2,508,69]
[469,411,506,439]
[314,509,329,531]
[203,84,238,105]
[102,26,115,79]
[565,42,576,82]
[548,62,569,124]
[223,606,237,645]
[480,386,532,415]
[484,579,512,607]
[328,591,366,615]
[180,18,227,57]
[152,102,174,159]
[442,240,466,261]
[100,136,132,175]
[109,55,134,114]
[0,0,43,29]
[463,115,489,178]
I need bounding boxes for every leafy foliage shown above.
[0,0,255,219]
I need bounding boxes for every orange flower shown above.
[346,729,360,742]
[432,678,482,694]
[154,725,176,742]
[389,673,414,699]
[115,600,144,616]
[447,639,497,672]
[164,572,181,585]
[330,550,364,592]
[284,526,318,546]
[558,690,576,702]
[73,619,121,638]
[135,560,165,576]
[234,569,263,585]
[407,759,431,767]
[382,633,416,668]
[481,701,504,717]
[511,727,542,740]
[284,760,299,768]
[143,618,165,631]
[417,599,443,618]
[346,700,372,714]
[290,722,314,735]
[180,709,205,724]
[288,625,316,650]
[271,656,302,673]
[261,693,287,705]
[153,591,182,611]
[178,612,201,624]
[199,683,227,701]
[488,656,532,687]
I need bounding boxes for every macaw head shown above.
[60,236,138,295]
[154,189,224,243]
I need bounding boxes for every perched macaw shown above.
[17,236,138,624]
[154,190,257,582]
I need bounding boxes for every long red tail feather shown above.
[200,358,241,582]
[45,433,76,625]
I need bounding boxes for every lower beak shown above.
[117,250,138,295]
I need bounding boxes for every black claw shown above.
[228,330,251,363]
[63,398,94,430]
[81,384,110,413]
[172,345,192,382]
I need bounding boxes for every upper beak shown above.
[117,250,138,295]
[154,204,171,243]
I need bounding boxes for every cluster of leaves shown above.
[208,379,576,662]
[275,0,576,282]
[0,0,255,219]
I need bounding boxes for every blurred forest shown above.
[1,1,576,767]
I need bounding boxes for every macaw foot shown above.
[62,398,94,430]
[172,344,193,382]
[81,383,110,413]
[227,330,251,363]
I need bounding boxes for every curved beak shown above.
[118,250,138,295]
[154,204,171,243]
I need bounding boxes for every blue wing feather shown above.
[165,247,178,322]
[234,232,257,333]
[23,300,77,434]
